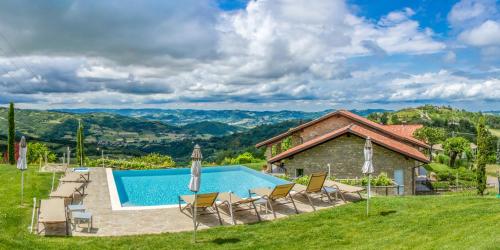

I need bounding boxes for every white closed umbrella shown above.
[17,136,28,205]
[362,137,374,216]
[188,144,202,243]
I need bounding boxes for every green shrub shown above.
[293,176,310,185]
[361,172,394,186]
[87,153,175,169]
[133,153,176,168]
[221,152,262,165]
[435,154,450,165]
[27,142,56,164]
[432,181,450,189]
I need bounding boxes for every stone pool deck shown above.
[67,168,357,236]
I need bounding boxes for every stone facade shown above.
[282,134,417,195]
[300,115,353,142]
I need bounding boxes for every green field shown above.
[1,164,499,249]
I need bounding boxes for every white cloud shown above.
[459,20,500,46]
[448,0,497,28]
[1,0,482,110]
[388,70,500,101]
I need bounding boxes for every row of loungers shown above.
[37,170,91,235]
[179,172,364,225]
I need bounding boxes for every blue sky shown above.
[0,0,499,111]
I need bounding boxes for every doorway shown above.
[394,169,404,195]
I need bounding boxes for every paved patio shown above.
[47,168,357,236]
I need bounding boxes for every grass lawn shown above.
[1,164,499,250]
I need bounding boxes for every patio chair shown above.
[249,183,298,218]
[60,171,90,183]
[49,182,86,204]
[217,192,261,225]
[178,192,222,225]
[37,198,68,235]
[291,172,337,211]
[324,180,365,201]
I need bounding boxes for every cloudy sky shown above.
[0,0,499,111]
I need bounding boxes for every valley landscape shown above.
[1,105,499,164]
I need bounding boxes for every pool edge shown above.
[106,168,181,211]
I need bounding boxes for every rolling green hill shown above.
[181,121,244,136]
[368,105,500,138]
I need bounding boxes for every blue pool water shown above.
[112,166,290,207]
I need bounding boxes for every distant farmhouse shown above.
[256,110,430,195]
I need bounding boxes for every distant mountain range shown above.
[51,108,390,128]
[1,106,498,163]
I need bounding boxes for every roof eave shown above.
[269,128,430,164]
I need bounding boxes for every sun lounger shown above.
[291,172,336,210]
[324,180,365,201]
[37,198,68,235]
[217,192,261,225]
[249,183,298,218]
[178,192,222,225]
[49,182,86,204]
[60,171,90,183]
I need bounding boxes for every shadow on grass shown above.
[379,210,397,216]
[211,237,241,245]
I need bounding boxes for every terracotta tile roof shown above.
[268,124,430,164]
[255,110,430,149]
[384,124,424,142]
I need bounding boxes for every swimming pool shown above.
[107,166,290,210]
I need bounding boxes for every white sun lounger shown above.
[37,198,68,235]
[60,171,90,183]
[49,182,86,204]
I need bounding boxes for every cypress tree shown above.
[7,102,15,165]
[76,120,85,166]
[476,117,488,195]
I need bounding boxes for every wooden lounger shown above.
[291,172,336,211]
[249,183,298,218]
[179,192,222,225]
[37,198,68,235]
[324,180,365,201]
[217,192,261,225]
[60,171,90,183]
[50,182,86,204]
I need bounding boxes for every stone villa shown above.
[256,110,430,195]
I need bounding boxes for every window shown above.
[296,168,304,177]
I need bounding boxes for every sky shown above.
[0,0,499,111]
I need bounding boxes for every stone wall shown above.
[282,134,417,195]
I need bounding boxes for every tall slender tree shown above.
[76,119,85,166]
[476,116,488,195]
[7,102,15,165]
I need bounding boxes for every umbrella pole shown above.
[366,174,370,216]
[21,171,24,206]
[193,192,197,243]
[51,170,55,192]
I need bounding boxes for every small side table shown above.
[253,198,269,214]
[72,211,93,233]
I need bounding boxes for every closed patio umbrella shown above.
[17,136,28,205]
[362,137,374,216]
[188,144,202,243]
